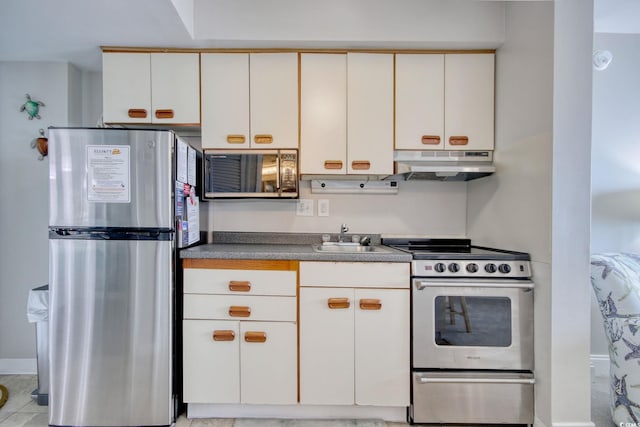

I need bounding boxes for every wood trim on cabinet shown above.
[421,135,441,145]
[228,281,252,292]
[359,298,382,310]
[155,109,175,119]
[254,134,274,144]
[102,46,496,55]
[323,160,343,170]
[351,160,371,170]
[226,134,246,144]
[228,306,251,317]
[212,330,236,341]
[183,259,299,271]
[127,109,147,118]
[327,297,351,309]
[449,136,469,146]
[244,331,267,343]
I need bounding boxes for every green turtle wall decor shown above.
[20,93,45,120]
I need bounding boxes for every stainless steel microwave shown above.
[203,149,298,199]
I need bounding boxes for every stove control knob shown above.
[499,264,512,274]
[466,263,479,273]
[484,263,497,273]
[434,262,447,273]
[448,263,460,273]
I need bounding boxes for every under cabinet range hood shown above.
[392,150,495,182]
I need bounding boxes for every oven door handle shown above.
[415,375,535,385]
[414,280,534,290]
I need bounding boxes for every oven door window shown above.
[434,296,512,347]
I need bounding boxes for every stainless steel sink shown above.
[311,242,390,253]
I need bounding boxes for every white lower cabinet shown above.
[299,262,410,407]
[183,320,297,404]
[183,261,298,405]
[183,319,240,403]
[240,321,297,404]
[300,287,355,404]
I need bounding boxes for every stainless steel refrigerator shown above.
[48,127,200,427]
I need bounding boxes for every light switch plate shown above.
[296,199,314,216]
[318,199,330,216]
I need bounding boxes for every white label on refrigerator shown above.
[87,145,131,203]
[187,146,197,185]
[176,139,188,184]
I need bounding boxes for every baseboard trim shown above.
[0,358,37,374]
[551,423,595,427]
[590,354,609,379]
[534,416,548,427]
[187,403,407,422]
[534,414,596,427]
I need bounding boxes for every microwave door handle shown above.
[416,375,535,385]
[276,153,281,194]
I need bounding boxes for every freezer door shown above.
[49,238,173,427]
[49,128,174,229]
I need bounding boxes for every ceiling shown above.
[0,0,636,73]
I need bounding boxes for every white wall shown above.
[590,33,640,358]
[0,62,100,372]
[193,0,505,49]
[468,2,595,426]
[206,181,467,236]
[467,2,554,424]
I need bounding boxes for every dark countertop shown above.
[180,232,412,263]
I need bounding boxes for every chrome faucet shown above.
[339,224,349,242]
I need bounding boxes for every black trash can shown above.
[27,284,48,406]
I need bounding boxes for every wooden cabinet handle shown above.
[324,160,343,170]
[226,134,246,144]
[449,136,469,146]
[359,298,382,310]
[128,109,147,119]
[228,281,251,292]
[327,298,350,309]
[254,134,273,144]
[212,330,236,341]
[244,331,267,343]
[351,160,371,170]
[421,135,441,145]
[155,109,174,119]
[229,306,251,317]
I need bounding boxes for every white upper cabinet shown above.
[201,53,251,148]
[250,53,299,149]
[300,53,347,174]
[395,54,445,149]
[395,52,495,151]
[300,53,394,175]
[201,52,298,149]
[102,52,200,125]
[103,53,151,123]
[347,53,394,175]
[444,53,495,150]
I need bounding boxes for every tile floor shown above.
[0,374,613,426]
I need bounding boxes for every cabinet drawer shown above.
[184,268,296,296]
[300,262,409,288]
[184,294,296,321]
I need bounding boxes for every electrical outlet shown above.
[296,199,314,216]
[318,199,330,216]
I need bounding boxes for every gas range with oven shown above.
[382,238,535,426]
